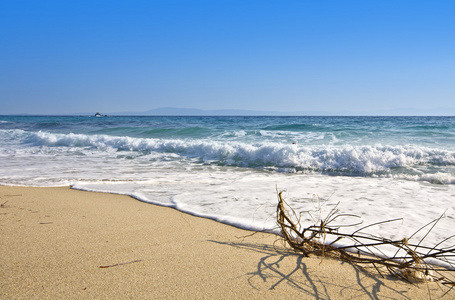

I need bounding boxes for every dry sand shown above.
[0,186,450,299]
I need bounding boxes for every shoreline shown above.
[0,185,448,298]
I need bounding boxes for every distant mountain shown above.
[110,107,455,116]
[110,107,362,116]
[112,107,289,116]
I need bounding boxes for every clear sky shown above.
[1,0,454,115]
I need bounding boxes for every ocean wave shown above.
[263,123,324,131]
[14,130,454,179]
[392,173,455,184]
[91,126,212,138]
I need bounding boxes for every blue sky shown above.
[1,0,454,115]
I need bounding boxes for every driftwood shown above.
[276,190,455,295]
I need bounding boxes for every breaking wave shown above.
[10,130,454,183]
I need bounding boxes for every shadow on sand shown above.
[209,239,446,299]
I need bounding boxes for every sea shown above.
[1,115,455,257]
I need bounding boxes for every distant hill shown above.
[112,107,290,116]
[110,107,364,116]
[109,107,455,116]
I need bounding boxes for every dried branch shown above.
[276,190,455,293]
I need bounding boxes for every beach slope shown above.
[0,186,444,299]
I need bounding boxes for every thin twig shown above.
[99,259,142,268]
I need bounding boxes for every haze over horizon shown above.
[1,1,454,115]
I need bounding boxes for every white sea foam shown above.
[3,130,454,251]
[220,130,247,138]
[71,172,455,257]
[13,130,455,178]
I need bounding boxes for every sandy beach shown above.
[0,185,450,299]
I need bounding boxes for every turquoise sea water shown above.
[1,115,455,181]
[1,115,455,254]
